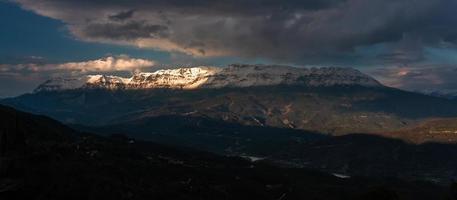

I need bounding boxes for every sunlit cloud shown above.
[0,55,156,75]
[57,56,155,72]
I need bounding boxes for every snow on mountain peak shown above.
[129,67,221,89]
[34,64,382,92]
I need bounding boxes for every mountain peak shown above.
[34,65,382,92]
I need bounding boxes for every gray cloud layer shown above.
[368,65,457,93]
[13,0,457,65]
[0,55,155,75]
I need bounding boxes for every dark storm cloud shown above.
[81,22,169,40]
[13,0,457,65]
[109,9,135,21]
[16,0,345,15]
[376,52,423,64]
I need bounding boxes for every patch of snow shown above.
[332,173,351,179]
[241,156,265,162]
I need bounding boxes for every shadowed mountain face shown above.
[2,105,454,200]
[4,85,457,136]
[0,106,74,156]
[0,106,75,177]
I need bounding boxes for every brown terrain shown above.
[379,118,457,144]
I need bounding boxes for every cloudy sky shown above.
[2,0,457,97]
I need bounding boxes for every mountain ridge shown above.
[3,64,457,143]
[34,64,382,92]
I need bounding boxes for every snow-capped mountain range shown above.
[34,64,382,92]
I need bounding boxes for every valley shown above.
[0,105,455,200]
